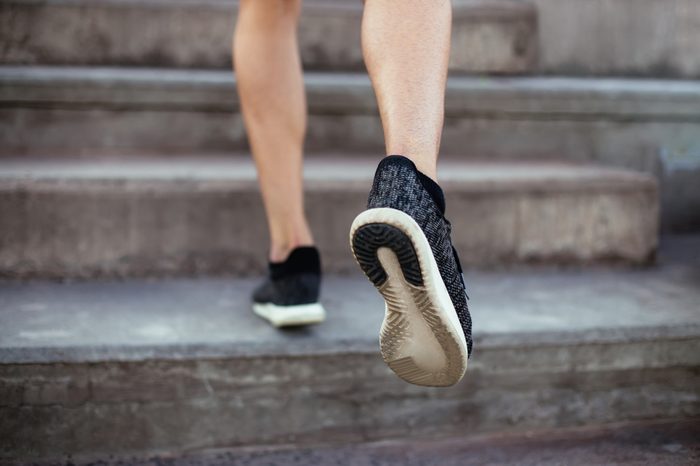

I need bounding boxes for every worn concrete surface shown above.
[658,234,700,268]
[0,266,699,459]
[63,419,700,466]
[0,0,536,73]
[4,68,699,119]
[0,157,658,278]
[4,0,700,80]
[2,67,697,230]
[1,264,700,362]
[531,0,700,78]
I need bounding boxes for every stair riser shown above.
[0,0,536,74]
[4,0,700,79]
[0,179,658,278]
[4,107,698,169]
[5,107,698,171]
[2,338,698,459]
[532,0,700,79]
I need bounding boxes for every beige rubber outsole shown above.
[350,208,468,387]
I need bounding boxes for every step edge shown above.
[2,324,698,365]
[3,67,699,119]
[0,172,658,194]
[5,67,700,95]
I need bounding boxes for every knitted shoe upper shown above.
[253,247,322,306]
[367,156,473,355]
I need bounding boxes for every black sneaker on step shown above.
[349,155,472,387]
[252,246,326,327]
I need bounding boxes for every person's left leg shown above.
[234,0,325,327]
[234,0,312,263]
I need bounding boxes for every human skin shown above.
[234,0,452,261]
[233,0,313,262]
[362,0,452,180]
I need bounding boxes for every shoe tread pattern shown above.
[351,223,423,287]
[366,157,472,356]
[352,222,466,387]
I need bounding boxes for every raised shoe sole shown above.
[350,207,468,387]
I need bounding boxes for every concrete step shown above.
[1,266,699,460]
[4,67,699,156]
[5,0,700,81]
[530,0,700,79]
[0,0,537,74]
[2,67,698,231]
[0,157,658,279]
[46,420,700,465]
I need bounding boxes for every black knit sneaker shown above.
[252,246,326,327]
[350,156,472,387]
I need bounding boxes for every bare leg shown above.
[362,0,452,180]
[233,0,313,262]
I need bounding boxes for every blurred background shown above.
[0,0,699,464]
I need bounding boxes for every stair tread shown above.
[2,265,698,364]
[0,156,655,191]
[6,65,700,92]
[3,66,700,118]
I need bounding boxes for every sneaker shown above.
[349,156,472,387]
[252,246,326,327]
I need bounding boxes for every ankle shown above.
[385,154,437,181]
[269,239,315,263]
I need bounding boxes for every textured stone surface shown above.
[531,0,700,78]
[62,420,700,466]
[0,0,536,73]
[0,266,699,459]
[2,266,700,362]
[5,0,700,80]
[0,157,658,278]
[2,67,697,230]
[6,0,700,79]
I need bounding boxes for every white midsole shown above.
[252,302,326,327]
[350,207,469,365]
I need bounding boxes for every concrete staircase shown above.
[2,263,699,459]
[1,0,699,462]
[1,67,698,230]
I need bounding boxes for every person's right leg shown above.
[350,0,472,387]
[234,0,324,327]
[362,0,452,180]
